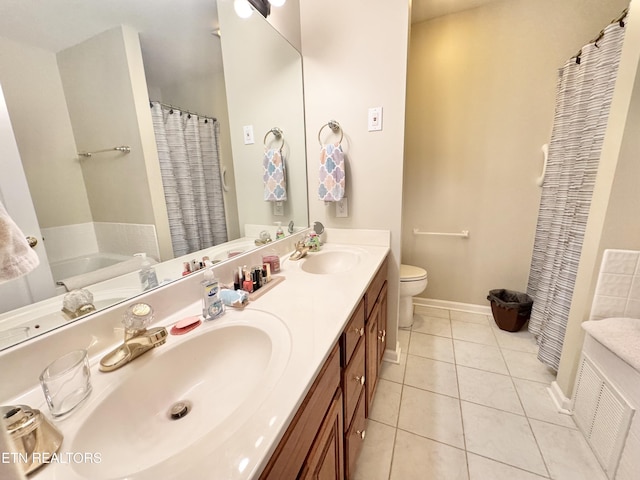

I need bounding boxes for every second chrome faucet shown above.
[99,303,167,372]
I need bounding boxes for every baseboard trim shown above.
[383,341,401,364]
[413,297,492,315]
[548,381,573,414]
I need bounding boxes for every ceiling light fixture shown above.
[234,0,253,18]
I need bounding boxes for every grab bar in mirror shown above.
[413,228,469,238]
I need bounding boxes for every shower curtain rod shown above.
[150,101,217,122]
[574,8,628,64]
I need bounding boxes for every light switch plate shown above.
[243,125,254,144]
[336,198,348,217]
[368,107,383,131]
[273,201,284,216]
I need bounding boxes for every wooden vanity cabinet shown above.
[259,344,341,480]
[343,257,388,479]
[365,258,388,416]
[260,255,389,480]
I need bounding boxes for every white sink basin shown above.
[70,311,291,479]
[301,250,362,274]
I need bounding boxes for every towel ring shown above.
[264,127,284,150]
[318,120,343,146]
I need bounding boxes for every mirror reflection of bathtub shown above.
[51,253,138,294]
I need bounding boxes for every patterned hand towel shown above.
[318,143,345,201]
[0,200,39,281]
[263,148,287,201]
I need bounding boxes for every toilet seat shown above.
[400,264,427,282]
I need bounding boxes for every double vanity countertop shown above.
[1,229,390,479]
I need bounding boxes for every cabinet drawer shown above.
[341,299,365,367]
[345,391,367,479]
[342,336,365,429]
[365,257,388,320]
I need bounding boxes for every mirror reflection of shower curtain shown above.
[150,102,228,257]
[526,20,627,372]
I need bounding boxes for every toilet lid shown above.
[400,264,427,281]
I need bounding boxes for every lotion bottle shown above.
[136,253,159,291]
[202,267,224,320]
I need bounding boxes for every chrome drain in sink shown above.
[168,401,191,420]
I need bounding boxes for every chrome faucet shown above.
[289,240,311,261]
[254,230,273,246]
[61,289,96,319]
[99,303,167,372]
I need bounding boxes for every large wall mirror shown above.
[0,0,308,349]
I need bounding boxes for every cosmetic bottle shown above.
[202,267,224,321]
[307,232,321,252]
[242,269,254,293]
[233,268,241,290]
[137,253,159,291]
[275,222,285,240]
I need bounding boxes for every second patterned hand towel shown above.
[318,143,345,201]
[263,148,287,201]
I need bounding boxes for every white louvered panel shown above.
[590,383,631,475]
[615,430,640,480]
[573,356,604,435]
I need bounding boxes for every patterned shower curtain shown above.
[526,20,627,371]
[150,102,228,257]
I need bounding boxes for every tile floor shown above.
[352,306,608,480]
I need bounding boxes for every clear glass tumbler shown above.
[39,349,92,417]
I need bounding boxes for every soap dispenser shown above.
[202,267,224,321]
[136,253,158,291]
[275,222,285,240]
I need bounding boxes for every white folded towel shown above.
[0,201,39,282]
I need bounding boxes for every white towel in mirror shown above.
[0,201,39,282]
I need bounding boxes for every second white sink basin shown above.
[301,250,362,274]
[70,311,291,479]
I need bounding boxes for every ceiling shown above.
[411,0,506,24]
[0,0,222,89]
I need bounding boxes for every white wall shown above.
[0,36,92,229]
[300,0,411,357]
[403,0,630,305]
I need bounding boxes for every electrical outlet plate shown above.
[336,197,348,217]
[243,125,254,145]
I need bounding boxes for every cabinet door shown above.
[377,282,388,366]
[345,391,367,480]
[301,390,344,480]
[366,300,380,415]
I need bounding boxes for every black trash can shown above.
[487,289,533,332]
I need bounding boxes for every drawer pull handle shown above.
[356,429,366,440]
[354,375,365,385]
[378,329,386,342]
[353,326,364,336]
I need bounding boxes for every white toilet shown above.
[399,264,428,328]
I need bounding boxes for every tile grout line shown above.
[493,319,553,479]
[386,325,413,480]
